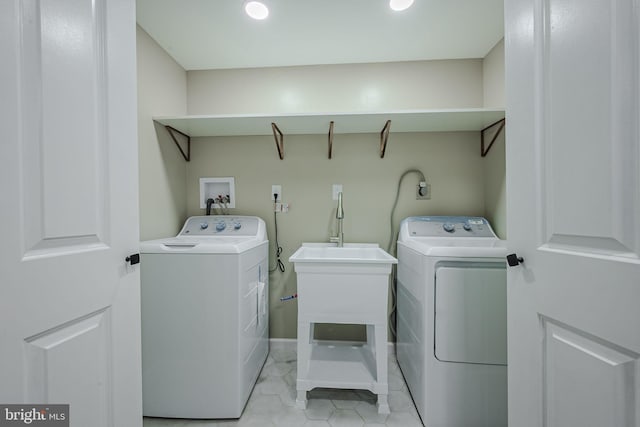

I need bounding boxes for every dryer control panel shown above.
[179,215,260,236]
[405,216,497,238]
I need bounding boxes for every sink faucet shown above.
[330,192,344,247]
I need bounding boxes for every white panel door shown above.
[0,0,141,426]
[505,0,640,426]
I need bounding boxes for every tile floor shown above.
[143,341,423,427]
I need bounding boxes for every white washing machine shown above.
[140,215,269,419]
[396,216,507,427]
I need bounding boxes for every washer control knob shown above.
[463,222,472,231]
[443,223,455,233]
[233,221,242,230]
[200,222,209,230]
[215,221,226,232]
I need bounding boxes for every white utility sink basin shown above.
[289,243,397,324]
[289,243,397,264]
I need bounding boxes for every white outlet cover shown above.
[332,184,343,200]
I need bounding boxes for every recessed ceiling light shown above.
[244,1,269,20]
[389,0,414,11]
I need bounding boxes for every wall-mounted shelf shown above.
[153,108,505,160]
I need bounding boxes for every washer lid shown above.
[140,236,267,254]
[399,238,508,257]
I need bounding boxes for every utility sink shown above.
[289,243,397,265]
[290,243,397,414]
[289,243,397,324]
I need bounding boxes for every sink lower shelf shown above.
[297,342,386,393]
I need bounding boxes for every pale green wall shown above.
[187,60,483,115]
[482,39,507,239]
[136,26,188,240]
[187,132,485,339]
[482,132,506,239]
[483,39,505,109]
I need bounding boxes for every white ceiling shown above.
[136,0,504,71]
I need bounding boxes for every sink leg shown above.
[373,323,388,385]
[296,321,312,410]
[377,394,390,414]
[296,390,308,409]
[369,322,390,414]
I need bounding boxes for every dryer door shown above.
[434,262,507,365]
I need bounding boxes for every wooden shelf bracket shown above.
[481,118,505,157]
[272,122,284,160]
[166,125,190,162]
[380,120,391,158]
[328,121,334,159]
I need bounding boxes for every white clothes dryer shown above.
[396,216,507,427]
[140,215,269,419]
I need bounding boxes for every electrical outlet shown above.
[416,183,431,200]
[271,185,282,201]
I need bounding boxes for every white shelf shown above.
[154,108,505,137]
[299,342,383,392]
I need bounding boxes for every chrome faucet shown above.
[330,192,344,247]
